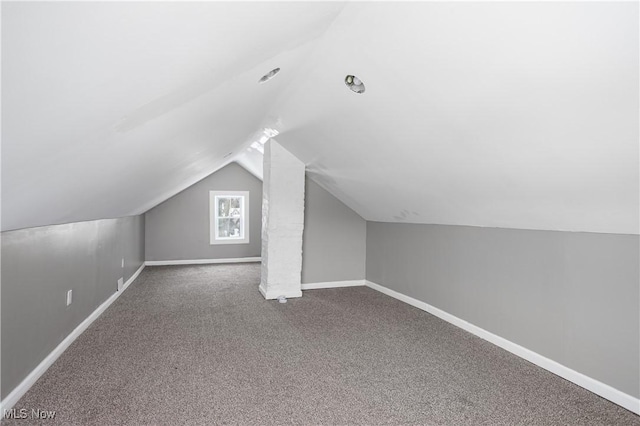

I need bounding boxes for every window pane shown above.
[230,197,240,209]
[218,198,230,217]
[218,218,231,238]
[230,218,241,237]
[218,218,241,238]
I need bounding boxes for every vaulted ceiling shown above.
[2,1,638,234]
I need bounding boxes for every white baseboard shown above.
[0,263,146,413]
[121,262,145,292]
[145,257,261,266]
[258,283,302,300]
[301,280,365,290]
[364,280,640,415]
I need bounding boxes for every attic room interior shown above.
[1,1,638,424]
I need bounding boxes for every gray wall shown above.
[145,163,262,261]
[301,178,366,283]
[1,215,145,399]
[366,222,639,398]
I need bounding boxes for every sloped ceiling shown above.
[2,1,638,234]
[1,1,345,231]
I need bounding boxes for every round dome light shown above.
[345,74,365,94]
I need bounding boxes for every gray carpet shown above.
[4,264,638,425]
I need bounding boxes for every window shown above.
[209,191,250,245]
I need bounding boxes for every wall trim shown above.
[0,263,146,414]
[121,263,145,292]
[301,280,365,290]
[364,280,640,415]
[258,283,303,300]
[145,257,261,266]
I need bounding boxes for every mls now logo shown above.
[4,408,56,420]
[3,409,28,419]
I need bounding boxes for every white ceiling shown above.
[2,1,638,234]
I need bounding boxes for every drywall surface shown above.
[1,215,145,399]
[272,1,639,235]
[366,222,640,398]
[145,163,262,261]
[3,2,637,235]
[302,178,366,283]
[1,1,345,231]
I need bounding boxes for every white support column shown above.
[259,140,305,299]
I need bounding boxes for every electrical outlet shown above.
[117,277,124,291]
[66,290,73,306]
[121,258,124,268]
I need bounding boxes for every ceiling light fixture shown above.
[259,68,281,83]
[345,74,365,94]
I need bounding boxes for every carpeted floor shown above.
[3,264,639,425]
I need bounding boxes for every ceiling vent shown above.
[259,68,280,83]
[345,75,365,94]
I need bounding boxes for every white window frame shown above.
[209,191,250,245]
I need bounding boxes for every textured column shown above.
[259,140,305,299]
